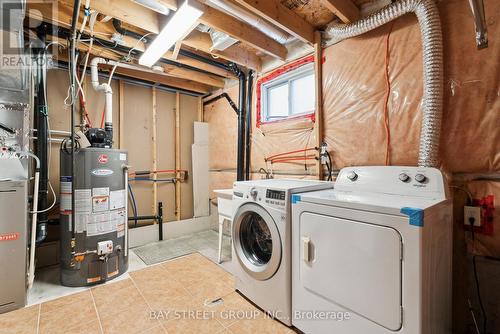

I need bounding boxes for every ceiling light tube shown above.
[139,0,204,67]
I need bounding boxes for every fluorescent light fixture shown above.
[139,0,204,67]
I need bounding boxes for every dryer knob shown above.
[415,174,427,183]
[347,171,358,181]
[399,173,410,183]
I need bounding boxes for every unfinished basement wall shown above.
[46,69,199,227]
[204,0,499,332]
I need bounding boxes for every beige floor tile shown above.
[40,290,92,314]
[93,284,145,317]
[140,284,192,311]
[0,305,39,334]
[161,313,225,334]
[65,319,103,334]
[100,302,158,334]
[139,324,167,334]
[130,264,170,286]
[91,278,134,297]
[204,292,261,327]
[39,297,99,334]
[152,294,202,322]
[226,313,291,334]
[187,273,235,301]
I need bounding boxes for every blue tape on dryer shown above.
[291,195,301,204]
[401,207,424,227]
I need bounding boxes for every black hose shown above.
[326,151,333,181]
[127,183,138,228]
[112,19,152,43]
[203,93,238,114]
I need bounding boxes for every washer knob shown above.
[415,174,427,183]
[347,171,358,181]
[249,187,258,199]
[399,173,410,183]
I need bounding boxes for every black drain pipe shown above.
[229,63,246,181]
[245,70,254,181]
[69,0,81,253]
[35,26,48,243]
[202,93,238,114]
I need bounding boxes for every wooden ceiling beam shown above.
[233,0,315,44]
[58,0,161,34]
[183,30,261,71]
[198,4,287,60]
[321,0,360,23]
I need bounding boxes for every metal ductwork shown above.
[132,0,171,15]
[205,0,295,44]
[323,0,443,168]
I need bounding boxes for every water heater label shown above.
[74,189,92,214]
[93,196,109,213]
[119,153,127,161]
[110,190,125,210]
[91,169,114,176]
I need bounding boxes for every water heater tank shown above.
[59,147,128,286]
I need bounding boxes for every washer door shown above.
[233,203,282,281]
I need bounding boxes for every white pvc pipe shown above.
[16,151,40,289]
[90,57,113,127]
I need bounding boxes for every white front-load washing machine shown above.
[291,166,452,334]
[232,179,333,326]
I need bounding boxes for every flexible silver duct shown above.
[323,0,443,167]
[205,0,295,44]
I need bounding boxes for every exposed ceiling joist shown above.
[29,2,235,79]
[198,4,288,60]
[183,30,262,71]
[321,0,360,23]
[233,0,315,44]
[53,37,213,94]
[58,0,161,34]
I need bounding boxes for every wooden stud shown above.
[321,0,360,23]
[233,0,315,44]
[198,5,288,60]
[197,96,203,122]
[152,87,158,216]
[175,93,181,221]
[119,80,125,149]
[314,31,324,180]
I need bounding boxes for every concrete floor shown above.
[1,253,293,334]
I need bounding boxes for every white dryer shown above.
[291,166,452,334]
[232,179,333,326]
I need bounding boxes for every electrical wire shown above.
[326,151,333,181]
[383,21,396,166]
[472,256,487,334]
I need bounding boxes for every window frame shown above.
[256,55,316,128]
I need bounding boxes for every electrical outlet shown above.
[464,206,481,227]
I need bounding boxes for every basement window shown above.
[257,57,316,127]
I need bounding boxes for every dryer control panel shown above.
[335,166,447,200]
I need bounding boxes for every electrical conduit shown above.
[323,0,443,167]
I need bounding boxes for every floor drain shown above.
[204,297,223,307]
